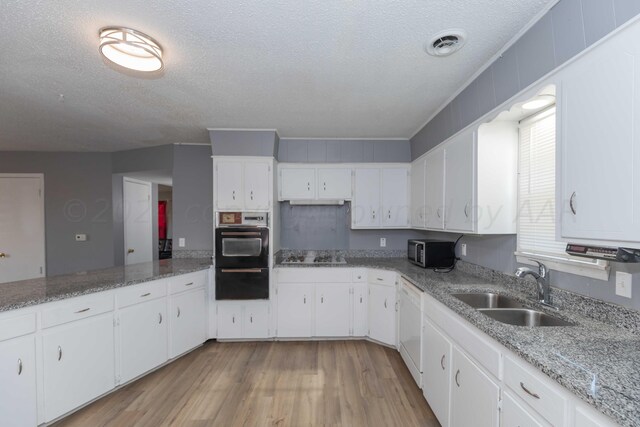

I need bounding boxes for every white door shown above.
[119,298,168,383]
[422,318,452,427]
[216,303,243,339]
[352,169,381,228]
[169,289,206,358]
[445,129,475,232]
[315,284,351,337]
[244,162,271,210]
[450,346,499,427]
[0,174,45,283]
[276,283,313,337]
[502,392,543,427]
[381,168,409,227]
[0,335,37,427]
[215,160,243,210]
[411,159,426,228]
[425,149,445,230]
[243,302,270,338]
[368,284,396,346]
[352,283,368,337]
[42,313,116,422]
[280,168,316,200]
[123,178,152,265]
[318,168,352,200]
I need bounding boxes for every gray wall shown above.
[172,144,213,252]
[411,0,640,159]
[279,139,411,163]
[0,152,114,275]
[111,144,173,174]
[210,130,279,157]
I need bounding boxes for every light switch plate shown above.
[616,271,632,298]
[380,238,386,247]
[75,234,87,241]
[178,238,186,248]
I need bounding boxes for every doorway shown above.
[158,184,173,259]
[123,177,153,265]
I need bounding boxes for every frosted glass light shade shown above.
[99,27,163,72]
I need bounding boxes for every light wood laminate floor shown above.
[54,340,439,427]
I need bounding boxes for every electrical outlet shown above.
[178,238,186,248]
[75,234,87,241]
[616,271,632,298]
[461,243,467,257]
[380,238,386,247]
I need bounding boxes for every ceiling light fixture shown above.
[99,27,163,72]
[425,29,467,57]
[522,94,555,110]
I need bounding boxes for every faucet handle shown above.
[529,259,548,278]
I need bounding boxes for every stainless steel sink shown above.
[479,308,575,327]
[452,292,526,309]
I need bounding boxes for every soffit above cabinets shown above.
[0,0,553,151]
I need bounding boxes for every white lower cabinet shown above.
[119,297,168,383]
[315,284,351,337]
[217,303,243,339]
[422,318,452,427]
[0,334,37,427]
[42,313,116,422]
[217,301,270,339]
[450,346,500,427]
[352,283,368,337]
[169,288,206,358]
[277,283,314,338]
[502,391,544,427]
[368,283,397,346]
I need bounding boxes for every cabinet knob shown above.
[0,252,7,258]
[17,358,22,375]
[127,248,135,254]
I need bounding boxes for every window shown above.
[515,106,609,279]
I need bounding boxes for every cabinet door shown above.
[381,168,410,227]
[120,298,168,384]
[444,129,475,232]
[216,303,243,339]
[244,162,271,210]
[315,284,351,337]
[352,283,368,337]
[425,148,445,230]
[368,284,396,346]
[169,289,206,358]
[353,169,381,227]
[450,347,499,427]
[318,168,352,200]
[411,158,426,228]
[42,313,115,422]
[215,161,244,210]
[422,319,452,427]
[280,168,316,200]
[502,392,544,427]
[0,335,37,427]
[244,302,270,339]
[560,24,640,242]
[276,284,313,337]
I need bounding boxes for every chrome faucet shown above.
[515,261,554,308]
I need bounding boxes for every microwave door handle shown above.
[220,269,264,273]
[220,232,262,236]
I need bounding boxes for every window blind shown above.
[517,107,566,255]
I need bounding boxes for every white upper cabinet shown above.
[559,21,640,245]
[381,168,410,228]
[280,167,316,200]
[424,148,445,230]
[410,157,426,228]
[352,166,410,229]
[353,168,381,227]
[279,165,352,201]
[214,157,273,211]
[444,128,475,232]
[318,168,352,200]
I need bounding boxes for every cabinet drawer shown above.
[117,280,168,308]
[0,313,36,342]
[351,269,367,282]
[367,269,396,286]
[42,294,114,329]
[504,355,567,427]
[277,268,351,283]
[169,271,206,295]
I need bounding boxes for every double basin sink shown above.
[452,293,575,327]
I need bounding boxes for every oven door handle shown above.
[220,232,262,236]
[220,269,264,273]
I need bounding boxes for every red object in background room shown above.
[158,201,167,239]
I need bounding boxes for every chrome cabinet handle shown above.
[232,190,236,200]
[250,315,253,323]
[232,316,235,324]
[307,182,310,190]
[141,292,151,297]
[372,210,376,219]
[74,308,90,314]
[440,355,445,370]
[184,282,194,287]
[360,296,363,303]
[437,207,442,218]
[323,182,326,191]
[395,301,398,312]
[17,358,22,375]
[520,382,540,399]
[376,278,383,281]
[464,203,470,218]
[158,313,163,324]
[569,192,577,215]
[57,346,62,361]
[250,190,254,200]
[303,296,306,304]
[384,298,387,308]
[177,307,181,318]
[321,296,324,304]
[455,369,460,387]
[388,210,391,219]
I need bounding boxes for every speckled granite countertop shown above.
[276,256,640,426]
[0,259,212,312]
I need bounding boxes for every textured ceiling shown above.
[0,0,553,152]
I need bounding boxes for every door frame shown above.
[123,177,152,265]
[0,173,46,277]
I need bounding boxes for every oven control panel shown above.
[218,212,268,227]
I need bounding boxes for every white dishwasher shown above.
[399,277,423,387]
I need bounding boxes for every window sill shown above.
[514,251,610,281]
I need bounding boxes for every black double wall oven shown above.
[215,212,269,300]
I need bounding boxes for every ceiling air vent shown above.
[425,30,467,57]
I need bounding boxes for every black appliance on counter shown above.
[408,239,455,268]
[215,212,269,300]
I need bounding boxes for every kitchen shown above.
[1,1,640,426]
